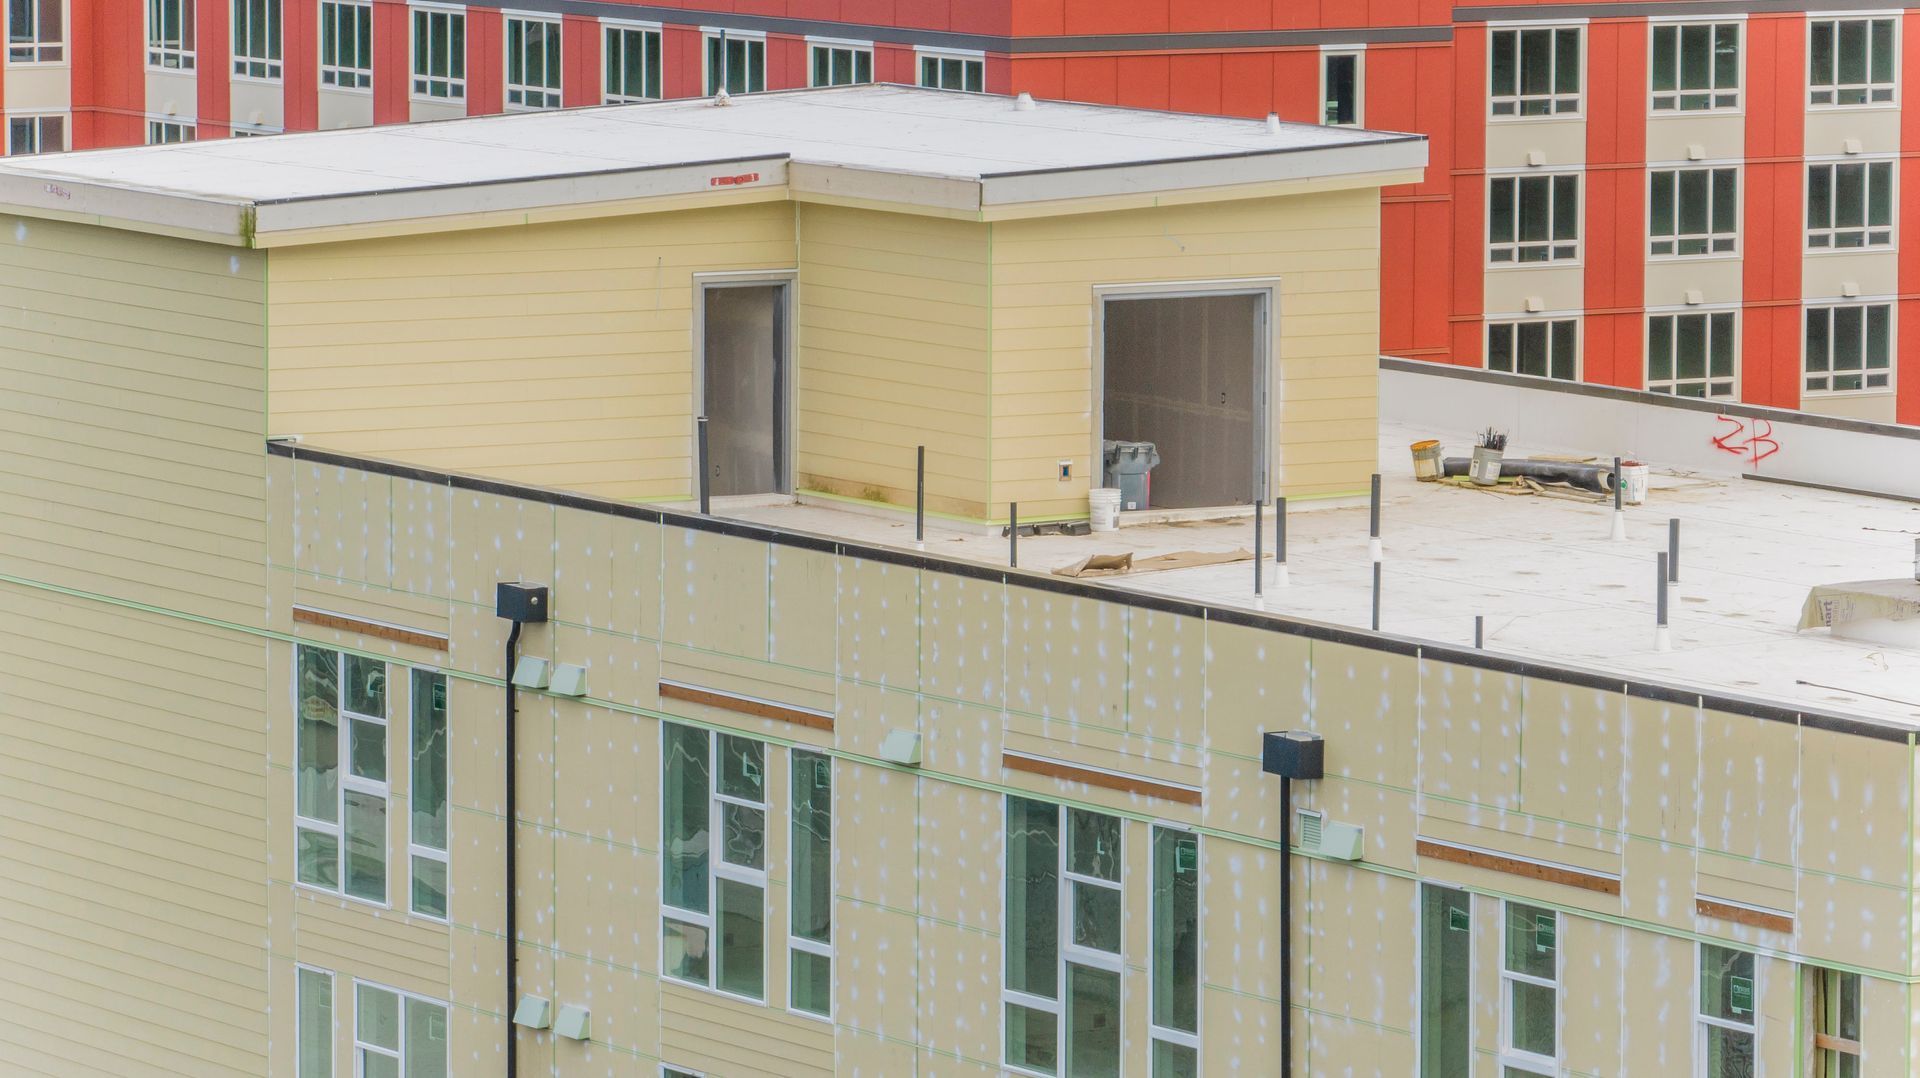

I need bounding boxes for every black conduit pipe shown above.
[1439,457,1616,493]
[504,620,522,1078]
[1279,774,1293,1078]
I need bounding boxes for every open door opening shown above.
[1101,292,1266,510]
[700,282,788,497]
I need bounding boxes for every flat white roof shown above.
[0,85,1425,243]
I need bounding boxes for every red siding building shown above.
[25,0,1919,423]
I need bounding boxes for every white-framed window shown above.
[296,965,333,1078]
[1806,302,1893,394]
[6,113,62,154]
[1489,25,1581,116]
[410,5,464,100]
[1321,48,1362,126]
[146,0,193,69]
[662,1068,704,1078]
[704,30,764,95]
[408,668,449,919]
[788,749,832,1018]
[7,0,61,63]
[146,119,194,143]
[1499,902,1559,1076]
[809,38,871,87]
[504,14,560,108]
[662,722,767,1002]
[1810,16,1896,106]
[319,0,371,89]
[1148,825,1200,1075]
[232,0,281,78]
[1649,310,1737,397]
[1808,161,1895,249]
[1489,173,1580,264]
[604,22,660,103]
[1004,796,1124,1077]
[1651,21,1739,111]
[295,645,390,904]
[1487,318,1579,381]
[1812,967,1862,1077]
[1419,883,1474,1078]
[1697,945,1757,1077]
[1650,166,1738,256]
[918,47,983,92]
[353,981,449,1078]
[232,123,281,137]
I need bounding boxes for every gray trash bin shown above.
[1102,440,1160,511]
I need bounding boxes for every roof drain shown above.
[496,582,549,1078]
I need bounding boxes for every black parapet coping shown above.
[269,440,1916,745]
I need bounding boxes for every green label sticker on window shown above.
[1730,975,1753,1016]
[1534,914,1556,953]
[1448,906,1470,932]
[1175,842,1198,874]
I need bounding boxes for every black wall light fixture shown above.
[1261,729,1325,1078]
[496,581,548,1078]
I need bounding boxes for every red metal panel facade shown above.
[1742,13,1808,412]
[1582,16,1648,390]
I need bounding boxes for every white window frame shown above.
[1498,901,1561,1077]
[1486,316,1582,381]
[1146,822,1201,1074]
[660,723,768,1005]
[319,0,372,90]
[1649,164,1740,257]
[1695,944,1760,1078]
[1809,13,1899,108]
[231,0,281,79]
[6,111,62,154]
[808,36,872,87]
[1414,882,1477,1078]
[702,28,765,96]
[1649,18,1743,112]
[407,668,449,921]
[295,964,333,1078]
[145,0,193,70]
[146,118,194,144]
[503,11,560,109]
[1320,46,1364,126]
[352,980,449,1078]
[1647,306,1740,398]
[1807,158,1897,251]
[409,3,464,101]
[602,20,661,103]
[294,645,391,907]
[917,45,984,93]
[785,747,832,1021]
[7,0,62,64]
[1488,170,1582,266]
[1804,300,1895,395]
[1488,22,1584,118]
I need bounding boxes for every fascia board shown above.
[0,173,251,242]
[977,137,1429,207]
[787,162,982,214]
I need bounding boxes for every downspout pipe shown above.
[494,583,549,1078]
[1261,730,1325,1078]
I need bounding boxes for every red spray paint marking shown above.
[1712,415,1780,465]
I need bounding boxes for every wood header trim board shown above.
[1415,838,1621,896]
[291,606,449,651]
[1001,750,1204,806]
[1696,897,1794,934]
[658,680,835,732]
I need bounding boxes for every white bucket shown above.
[1619,463,1649,505]
[1088,488,1122,532]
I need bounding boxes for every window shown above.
[1810,17,1896,106]
[146,119,193,144]
[1420,885,1472,1078]
[297,967,332,1078]
[1812,968,1862,1077]
[1149,826,1199,1077]
[919,48,983,92]
[705,32,764,95]
[296,645,389,903]
[411,6,463,100]
[232,0,280,78]
[1651,23,1738,110]
[810,40,871,87]
[1487,319,1578,380]
[146,0,193,68]
[354,982,449,1078]
[789,750,832,1017]
[1697,945,1756,1077]
[317,0,371,88]
[1651,167,1737,255]
[6,114,62,154]
[1004,796,1123,1077]
[409,669,449,919]
[1808,162,1894,249]
[505,15,560,108]
[1490,26,1580,116]
[1500,903,1559,1076]
[663,1069,703,1078]
[8,0,60,63]
[604,24,660,103]
[662,722,767,1001]
[1322,50,1361,126]
[1806,303,1892,393]
[1648,311,1736,397]
[1489,174,1579,263]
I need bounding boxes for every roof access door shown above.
[698,277,791,497]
